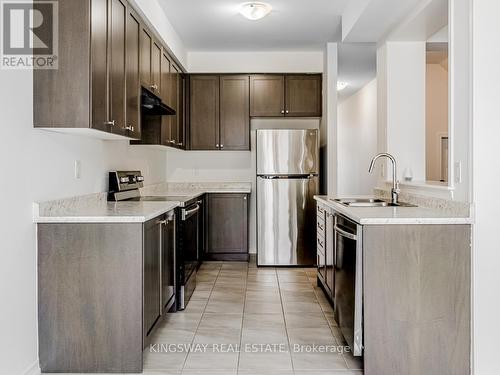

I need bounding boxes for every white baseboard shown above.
[22,360,40,375]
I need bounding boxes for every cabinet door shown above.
[169,63,180,145]
[139,26,152,88]
[143,217,161,337]
[189,76,219,150]
[161,212,176,311]
[317,208,326,284]
[90,0,109,132]
[160,51,172,145]
[109,0,127,135]
[250,75,285,117]
[207,194,248,255]
[177,73,185,149]
[285,74,322,117]
[125,8,141,139]
[325,211,335,296]
[150,40,162,96]
[220,75,250,150]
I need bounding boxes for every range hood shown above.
[141,88,176,116]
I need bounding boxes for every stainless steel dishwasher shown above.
[333,214,364,356]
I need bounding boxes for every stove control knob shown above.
[119,177,129,183]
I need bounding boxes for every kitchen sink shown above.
[331,198,416,208]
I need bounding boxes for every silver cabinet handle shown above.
[150,84,158,91]
[177,142,183,146]
[243,196,247,200]
[286,110,289,114]
[334,225,357,241]
[104,120,115,126]
[220,144,224,149]
[157,219,167,226]
[170,140,176,144]
[281,110,285,114]
[125,125,134,132]
[182,204,200,221]
[216,144,219,148]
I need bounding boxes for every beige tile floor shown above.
[143,261,364,375]
[47,261,363,375]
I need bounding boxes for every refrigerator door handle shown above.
[258,174,318,180]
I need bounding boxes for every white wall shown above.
[377,41,426,182]
[472,1,500,374]
[0,69,168,375]
[337,79,378,195]
[187,51,324,73]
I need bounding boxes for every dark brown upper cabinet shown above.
[220,75,250,151]
[140,29,162,98]
[250,75,285,117]
[109,0,127,136]
[150,41,162,97]
[177,71,186,149]
[189,75,250,151]
[125,8,141,139]
[160,50,172,146]
[285,74,322,117]
[250,74,322,117]
[33,0,140,139]
[139,26,152,89]
[189,75,220,150]
[169,63,180,147]
[205,193,249,261]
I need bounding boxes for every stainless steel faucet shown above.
[369,153,400,205]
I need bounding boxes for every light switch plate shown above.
[74,160,81,179]
[454,161,462,184]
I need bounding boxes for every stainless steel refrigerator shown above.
[256,129,319,266]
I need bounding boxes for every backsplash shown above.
[374,188,472,217]
[35,192,108,217]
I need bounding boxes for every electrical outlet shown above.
[74,160,81,179]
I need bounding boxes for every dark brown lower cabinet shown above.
[143,217,161,337]
[205,193,249,261]
[37,211,176,373]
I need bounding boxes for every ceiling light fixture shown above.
[337,81,348,91]
[239,2,272,20]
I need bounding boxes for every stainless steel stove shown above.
[108,171,200,311]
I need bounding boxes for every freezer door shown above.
[257,129,319,175]
[257,176,318,266]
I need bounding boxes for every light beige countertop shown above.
[314,195,473,225]
[34,182,252,223]
[34,200,180,223]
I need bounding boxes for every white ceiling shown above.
[342,0,424,42]
[159,0,349,51]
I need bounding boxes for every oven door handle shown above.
[182,204,200,221]
[334,225,357,241]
